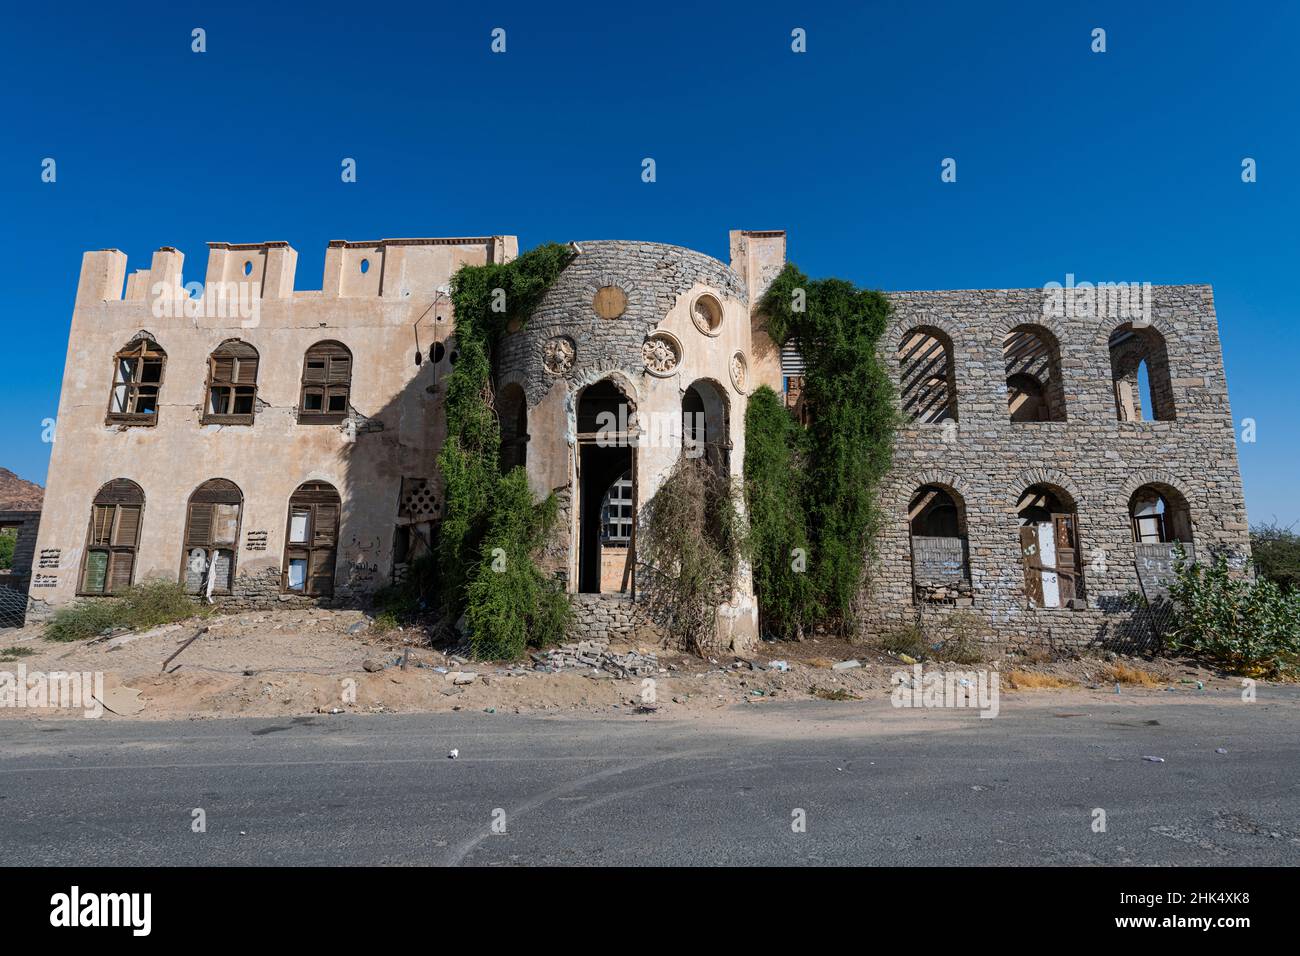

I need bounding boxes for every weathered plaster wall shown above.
[30,237,513,613]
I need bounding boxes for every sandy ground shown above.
[0,608,1261,722]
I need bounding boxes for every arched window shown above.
[299,341,352,424]
[496,383,528,472]
[78,479,144,595]
[106,335,166,425]
[682,379,730,474]
[1109,324,1176,421]
[283,481,341,596]
[182,479,243,596]
[204,339,260,424]
[908,484,971,604]
[1130,485,1192,544]
[899,328,957,423]
[1016,484,1084,607]
[1003,325,1066,422]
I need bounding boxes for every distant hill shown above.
[0,468,43,511]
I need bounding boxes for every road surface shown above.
[2,690,1298,865]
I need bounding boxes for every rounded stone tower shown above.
[494,240,758,651]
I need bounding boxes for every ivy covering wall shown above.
[744,263,897,637]
[435,242,575,659]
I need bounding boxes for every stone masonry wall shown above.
[868,284,1250,647]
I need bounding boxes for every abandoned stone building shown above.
[28,229,1250,650]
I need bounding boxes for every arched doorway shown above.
[1016,483,1084,607]
[577,379,635,594]
[908,484,971,604]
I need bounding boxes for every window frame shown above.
[180,480,243,597]
[77,480,145,596]
[281,482,341,596]
[202,340,260,426]
[105,338,166,426]
[298,342,352,425]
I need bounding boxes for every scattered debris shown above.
[536,638,658,678]
[1142,755,1166,763]
[362,658,386,673]
[769,660,790,672]
[832,659,862,671]
[447,748,459,759]
[1215,748,1228,754]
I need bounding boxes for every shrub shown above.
[879,621,928,659]
[465,469,570,660]
[939,611,990,665]
[638,457,744,655]
[44,580,201,643]
[1167,551,1300,677]
[747,264,897,638]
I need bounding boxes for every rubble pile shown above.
[533,638,659,678]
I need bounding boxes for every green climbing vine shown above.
[434,242,575,659]
[744,263,897,637]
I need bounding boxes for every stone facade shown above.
[859,285,1251,646]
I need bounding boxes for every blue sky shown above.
[2,1,1295,524]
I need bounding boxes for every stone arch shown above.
[1002,323,1067,422]
[1009,467,1084,510]
[894,469,973,510]
[1108,322,1176,421]
[1122,472,1194,544]
[898,325,958,423]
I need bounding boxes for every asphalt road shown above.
[3,691,1298,866]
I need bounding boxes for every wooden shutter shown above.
[236,355,258,384]
[327,354,351,384]
[187,502,213,547]
[1052,513,1078,602]
[212,356,235,383]
[109,552,135,592]
[82,550,109,593]
[308,548,335,596]
[313,504,339,545]
[113,505,141,547]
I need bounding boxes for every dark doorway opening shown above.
[578,443,633,593]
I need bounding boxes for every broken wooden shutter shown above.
[1052,513,1078,602]
[108,551,135,593]
[184,480,242,594]
[283,481,341,596]
[82,479,144,594]
[300,342,351,423]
